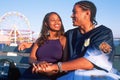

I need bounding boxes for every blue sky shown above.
[0,0,120,38]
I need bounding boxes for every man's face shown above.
[71,5,87,26]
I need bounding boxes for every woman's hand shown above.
[18,42,33,51]
[32,61,58,76]
[99,42,112,53]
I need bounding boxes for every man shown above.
[19,0,120,80]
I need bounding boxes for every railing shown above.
[113,39,120,71]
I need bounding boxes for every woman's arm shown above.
[59,36,68,61]
[29,43,38,64]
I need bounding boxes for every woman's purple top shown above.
[36,39,63,63]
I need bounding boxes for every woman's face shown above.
[71,5,87,27]
[48,14,62,31]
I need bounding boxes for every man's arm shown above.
[51,57,94,72]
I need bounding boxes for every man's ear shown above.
[86,10,91,16]
[84,10,91,20]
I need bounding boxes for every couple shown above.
[19,0,120,80]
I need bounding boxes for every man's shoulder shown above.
[65,27,79,33]
[96,25,112,32]
[91,25,113,36]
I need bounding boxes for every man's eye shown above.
[73,11,76,14]
[50,20,55,21]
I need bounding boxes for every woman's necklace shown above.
[48,36,59,40]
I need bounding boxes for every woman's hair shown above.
[36,12,64,47]
[75,0,97,25]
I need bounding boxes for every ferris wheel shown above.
[0,11,33,46]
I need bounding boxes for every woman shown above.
[20,12,67,80]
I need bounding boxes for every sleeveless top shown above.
[36,39,63,63]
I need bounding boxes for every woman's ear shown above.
[45,22,48,26]
[45,22,50,30]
